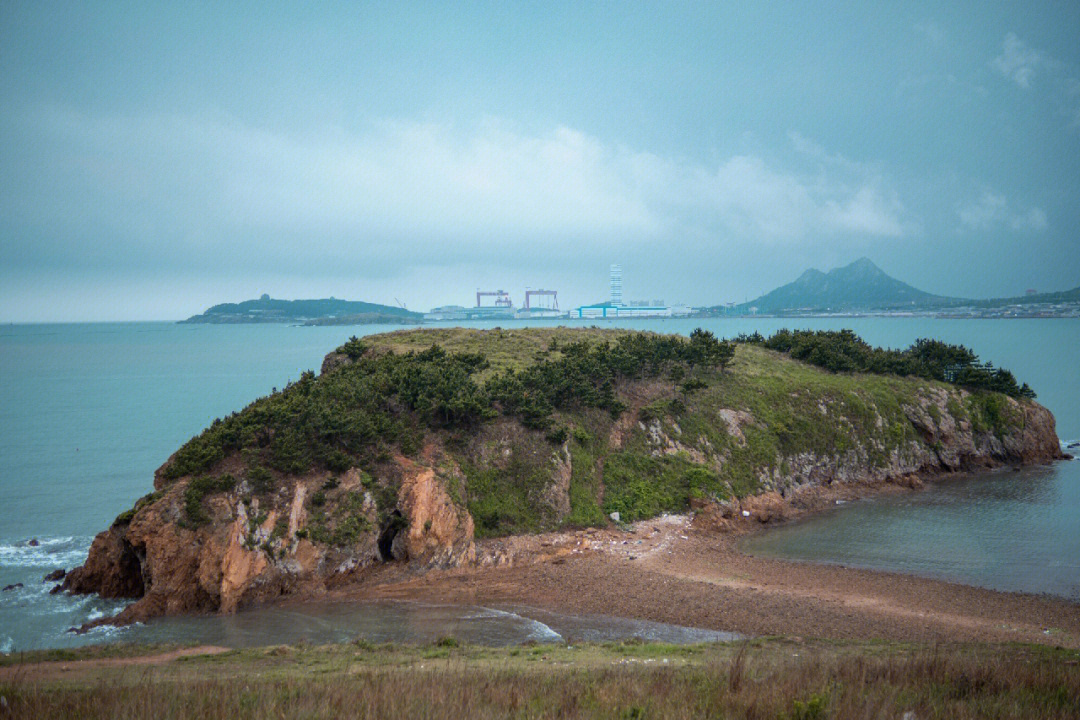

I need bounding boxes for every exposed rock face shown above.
[542,442,573,522]
[42,568,66,582]
[392,456,476,566]
[63,452,477,629]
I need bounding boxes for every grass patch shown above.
[3,639,1077,719]
[461,447,551,537]
[564,436,607,527]
[601,451,728,522]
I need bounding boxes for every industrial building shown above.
[574,265,688,318]
[425,286,566,320]
[515,288,561,318]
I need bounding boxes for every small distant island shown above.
[180,294,423,325]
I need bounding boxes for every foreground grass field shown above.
[3,638,1078,719]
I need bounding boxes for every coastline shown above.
[319,470,1080,649]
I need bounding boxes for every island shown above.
[180,294,423,325]
[60,326,1067,634]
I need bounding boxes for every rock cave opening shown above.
[377,510,404,561]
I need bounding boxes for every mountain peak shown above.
[740,258,947,313]
[841,257,882,274]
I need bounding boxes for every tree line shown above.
[736,329,1035,399]
[161,327,1031,484]
[162,330,736,481]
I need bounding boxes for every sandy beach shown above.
[333,507,1080,649]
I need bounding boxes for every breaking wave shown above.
[0,536,91,570]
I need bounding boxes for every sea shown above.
[1,318,1077,651]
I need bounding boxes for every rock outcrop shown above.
[64,451,476,629]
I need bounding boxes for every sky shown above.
[2,2,1079,321]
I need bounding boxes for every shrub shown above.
[546,426,569,445]
[246,466,274,495]
[182,474,237,527]
[746,329,1034,398]
[340,336,368,360]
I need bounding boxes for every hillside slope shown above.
[181,296,422,324]
[62,327,1062,626]
[735,258,954,313]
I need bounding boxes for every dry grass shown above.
[363,326,648,379]
[3,638,1077,719]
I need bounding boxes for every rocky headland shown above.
[60,327,1064,630]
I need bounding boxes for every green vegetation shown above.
[740,328,1035,398]
[307,488,376,547]
[563,426,606,528]
[601,452,728,523]
[486,329,733,429]
[140,326,1036,540]
[112,491,162,527]
[181,475,236,527]
[3,639,1077,719]
[161,329,735,484]
[462,449,552,537]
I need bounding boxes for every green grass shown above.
[563,427,607,527]
[461,446,553,537]
[600,451,729,523]
[3,638,1077,719]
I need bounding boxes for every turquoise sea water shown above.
[1,318,1077,650]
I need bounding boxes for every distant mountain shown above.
[731,258,955,314]
[181,296,423,324]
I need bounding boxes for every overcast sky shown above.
[2,2,1078,321]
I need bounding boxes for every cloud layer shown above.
[958,191,1047,232]
[3,108,909,279]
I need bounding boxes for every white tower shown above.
[610,264,623,306]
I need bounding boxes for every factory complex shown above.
[423,265,690,321]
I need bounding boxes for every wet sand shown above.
[334,513,1080,648]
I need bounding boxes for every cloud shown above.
[993,33,1044,88]
[1010,207,1048,231]
[958,191,1046,232]
[1,109,910,281]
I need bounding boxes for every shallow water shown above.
[69,601,738,650]
[741,463,1080,601]
[2,317,1078,650]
